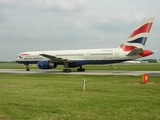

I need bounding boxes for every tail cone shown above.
[140,50,153,57]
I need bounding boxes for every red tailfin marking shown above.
[129,22,153,38]
[120,44,137,51]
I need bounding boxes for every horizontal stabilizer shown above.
[126,48,143,56]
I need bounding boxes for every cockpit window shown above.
[17,56,22,58]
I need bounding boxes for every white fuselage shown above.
[15,47,140,64]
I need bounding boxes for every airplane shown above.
[123,60,141,64]
[157,60,160,63]
[15,17,155,72]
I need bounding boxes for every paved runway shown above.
[0,69,160,76]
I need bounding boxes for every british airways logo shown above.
[19,54,30,58]
[120,21,153,52]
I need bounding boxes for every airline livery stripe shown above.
[120,44,137,51]
[20,54,30,56]
[129,22,153,38]
[127,37,147,45]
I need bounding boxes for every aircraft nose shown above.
[15,56,21,63]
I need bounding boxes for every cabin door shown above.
[115,50,119,58]
[86,52,90,59]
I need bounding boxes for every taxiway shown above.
[0,69,160,76]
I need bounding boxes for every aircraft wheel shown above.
[77,68,85,72]
[63,69,71,73]
[63,69,66,72]
[26,68,30,71]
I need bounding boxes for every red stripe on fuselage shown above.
[129,22,153,38]
[20,54,30,56]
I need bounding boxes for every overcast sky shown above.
[0,0,160,61]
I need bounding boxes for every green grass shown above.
[84,63,160,71]
[0,74,160,120]
[1,62,160,71]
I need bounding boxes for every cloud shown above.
[0,0,160,60]
[0,8,11,22]
[0,0,89,11]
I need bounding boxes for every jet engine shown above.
[37,61,57,69]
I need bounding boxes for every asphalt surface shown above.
[0,69,160,76]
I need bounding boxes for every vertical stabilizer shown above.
[120,17,155,51]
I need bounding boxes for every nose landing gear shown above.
[25,64,30,71]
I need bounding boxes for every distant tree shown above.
[141,59,157,63]
[0,61,15,63]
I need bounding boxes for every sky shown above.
[0,0,160,61]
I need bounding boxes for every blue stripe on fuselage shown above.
[15,59,129,66]
[72,60,127,65]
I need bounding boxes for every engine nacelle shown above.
[37,61,57,69]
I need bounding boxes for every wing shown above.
[39,54,73,62]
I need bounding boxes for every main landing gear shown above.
[77,65,85,72]
[63,69,71,72]
[63,63,85,73]
[25,64,30,71]
[63,63,71,73]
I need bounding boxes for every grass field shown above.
[0,62,160,71]
[0,73,160,120]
